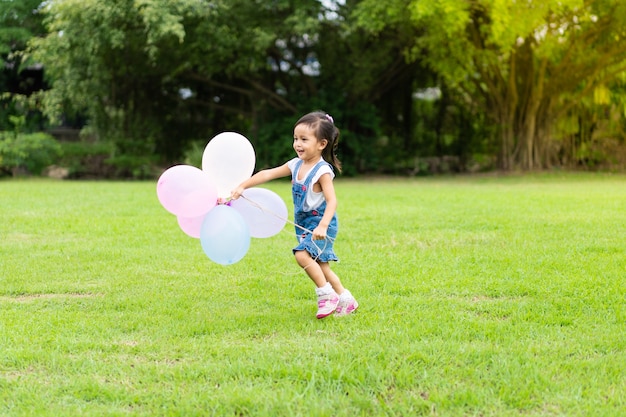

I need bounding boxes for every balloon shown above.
[157,165,217,217]
[200,205,250,265]
[202,132,255,198]
[230,188,288,238]
[177,213,207,239]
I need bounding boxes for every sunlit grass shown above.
[1,173,625,416]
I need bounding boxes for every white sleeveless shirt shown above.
[287,157,334,211]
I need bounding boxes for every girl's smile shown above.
[293,123,327,163]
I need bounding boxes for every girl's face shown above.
[293,123,327,162]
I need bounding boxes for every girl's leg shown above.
[294,250,327,287]
[319,262,345,295]
[296,251,340,319]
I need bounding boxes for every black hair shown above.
[294,111,342,173]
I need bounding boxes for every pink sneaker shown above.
[335,296,359,316]
[316,292,339,319]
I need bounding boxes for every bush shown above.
[105,154,157,179]
[0,131,62,176]
[58,140,161,179]
[58,140,116,179]
[182,140,205,168]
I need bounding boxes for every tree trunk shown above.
[517,110,538,170]
[498,120,514,170]
[494,98,515,170]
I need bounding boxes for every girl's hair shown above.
[294,111,342,173]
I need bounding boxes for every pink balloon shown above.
[230,188,288,238]
[177,213,207,238]
[156,165,217,217]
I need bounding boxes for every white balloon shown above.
[230,188,288,238]
[202,132,255,198]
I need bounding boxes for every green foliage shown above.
[251,93,383,176]
[0,0,44,55]
[0,131,61,175]
[182,140,205,168]
[0,92,49,134]
[28,0,193,163]
[26,0,402,173]
[106,154,158,179]
[58,140,116,178]
[355,0,626,170]
[1,175,626,415]
[59,138,160,179]
[0,0,47,133]
[5,0,625,174]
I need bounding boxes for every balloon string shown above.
[238,194,332,262]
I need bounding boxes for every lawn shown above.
[1,173,625,416]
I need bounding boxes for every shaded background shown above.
[2,0,626,178]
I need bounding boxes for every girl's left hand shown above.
[312,225,327,241]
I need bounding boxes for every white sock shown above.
[315,282,333,296]
[339,289,353,300]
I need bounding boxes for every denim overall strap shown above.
[292,160,331,212]
[291,159,306,213]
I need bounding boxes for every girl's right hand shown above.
[230,186,244,200]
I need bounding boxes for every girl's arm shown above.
[231,163,291,200]
[312,172,337,240]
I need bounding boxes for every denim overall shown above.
[291,159,339,262]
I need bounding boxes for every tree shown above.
[0,0,45,70]
[29,0,192,173]
[29,0,344,167]
[0,0,46,131]
[356,0,626,170]
[28,0,399,174]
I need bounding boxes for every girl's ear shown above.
[318,138,328,149]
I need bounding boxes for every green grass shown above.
[1,173,625,416]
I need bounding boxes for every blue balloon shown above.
[200,205,250,265]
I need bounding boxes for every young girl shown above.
[231,111,358,319]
